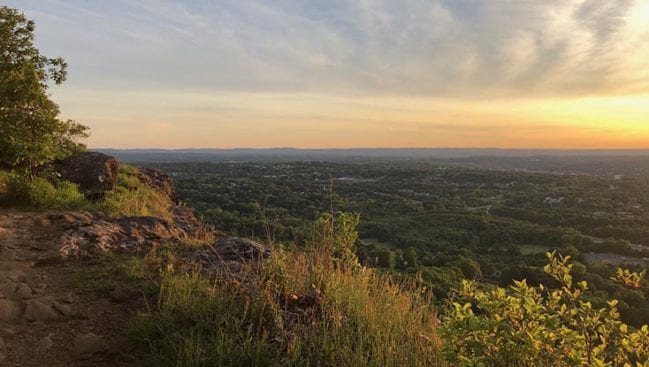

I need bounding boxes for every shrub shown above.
[441,251,649,366]
[1,173,90,209]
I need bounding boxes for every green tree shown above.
[0,6,88,174]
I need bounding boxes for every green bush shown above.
[1,173,90,209]
[441,252,649,366]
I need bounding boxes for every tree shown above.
[0,6,88,175]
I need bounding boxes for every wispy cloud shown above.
[9,0,648,97]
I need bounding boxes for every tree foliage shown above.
[0,6,88,173]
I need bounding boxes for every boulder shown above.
[54,152,118,200]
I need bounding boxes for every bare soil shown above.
[0,209,145,366]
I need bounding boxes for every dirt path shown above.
[0,209,142,366]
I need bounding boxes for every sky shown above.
[7,0,649,149]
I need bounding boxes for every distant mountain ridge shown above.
[97,147,649,163]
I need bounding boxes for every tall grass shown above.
[129,214,440,366]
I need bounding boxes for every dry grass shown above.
[129,233,440,366]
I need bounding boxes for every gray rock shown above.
[0,299,21,321]
[73,333,108,359]
[23,299,59,321]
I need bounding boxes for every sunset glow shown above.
[8,0,649,149]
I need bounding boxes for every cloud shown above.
[7,0,647,98]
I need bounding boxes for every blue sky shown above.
[6,0,649,148]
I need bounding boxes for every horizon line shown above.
[93,147,649,151]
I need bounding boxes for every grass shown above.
[71,253,159,297]
[128,225,440,366]
[103,164,174,221]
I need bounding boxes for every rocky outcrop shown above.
[136,167,176,202]
[53,152,118,200]
[54,208,270,275]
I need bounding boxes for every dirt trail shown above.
[0,209,141,366]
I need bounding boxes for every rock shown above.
[23,299,59,321]
[58,213,212,258]
[36,335,54,351]
[136,167,177,202]
[73,333,108,359]
[14,283,34,299]
[0,299,21,321]
[53,152,118,200]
